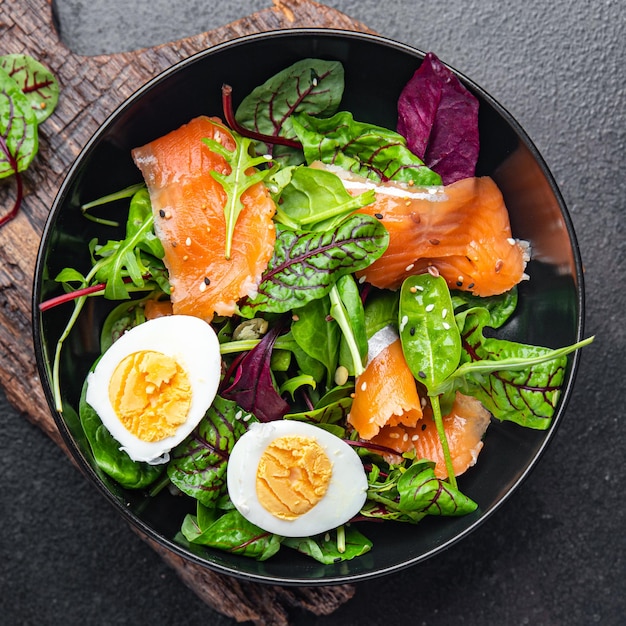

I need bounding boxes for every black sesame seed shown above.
[421,423,427,431]
[418,370,426,379]
[374,212,384,219]
[409,327,416,336]
[456,280,463,287]
[204,277,211,286]
[468,282,475,289]
[159,209,166,218]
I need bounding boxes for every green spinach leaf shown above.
[399,274,461,390]
[181,504,282,561]
[291,295,340,385]
[273,165,375,230]
[332,275,368,376]
[451,286,518,329]
[78,374,163,490]
[283,526,372,564]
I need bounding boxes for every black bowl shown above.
[33,29,584,585]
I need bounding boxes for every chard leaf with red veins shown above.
[221,323,290,422]
[235,58,344,164]
[168,395,256,507]
[292,110,442,186]
[0,54,59,123]
[0,67,38,179]
[397,52,479,185]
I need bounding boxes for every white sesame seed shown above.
[507,237,516,245]
[411,434,419,441]
[235,410,243,420]
[443,322,451,330]
[405,263,415,272]
[399,315,409,332]
[403,433,409,442]
[442,308,448,318]
[199,281,207,292]
[243,413,251,422]
[389,432,400,439]
[358,275,367,284]
[425,304,435,312]
[361,381,367,391]
[185,237,192,246]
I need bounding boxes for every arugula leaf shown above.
[235,58,344,164]
[168,396,255,507]
[362,458,476,523]
[78,374,163,489]
[0,53,59,123]
[273,165,375,231]
[202,127,274,259]
[91,187,166,299]
[239,213,389,316]
[181,504,282,561]
[0,67,38,179]
[283,526,372,564]
[292,110,442,186]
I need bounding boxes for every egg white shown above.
[227,420,368,537]
[85,315,221,464]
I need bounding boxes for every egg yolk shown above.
[256,435,332,520]
[108,350,191,442]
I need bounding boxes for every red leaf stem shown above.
[221,84,302,149]
[0,136,23,229]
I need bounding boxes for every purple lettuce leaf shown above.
[397,52,479,185]
[221,322,290,422]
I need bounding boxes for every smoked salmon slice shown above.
[343,173,529,297]
[369,392,491,479]
[348,327,423,440]
[132,116,277,321]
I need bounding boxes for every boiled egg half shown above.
[85,315,221,464]
[227,420,368,537]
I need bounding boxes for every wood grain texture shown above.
[0,0,375,621]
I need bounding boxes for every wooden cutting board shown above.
[0,0,375,622]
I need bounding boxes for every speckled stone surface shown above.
[2,0,624,624]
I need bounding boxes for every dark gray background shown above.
[2,1,624,624]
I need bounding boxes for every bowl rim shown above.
[32,27,586,586]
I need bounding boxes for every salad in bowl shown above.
[34,30,589,584]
